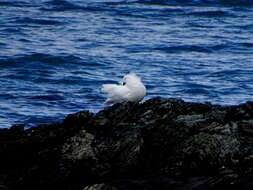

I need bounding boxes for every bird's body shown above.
[101,73,146,105]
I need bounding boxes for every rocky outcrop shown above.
[1,97,253,190]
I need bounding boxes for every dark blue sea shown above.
[0,0,253,128]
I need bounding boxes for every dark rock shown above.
[1,97,253,190]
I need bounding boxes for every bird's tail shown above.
[101,84,118,93]
[101,84,118,105]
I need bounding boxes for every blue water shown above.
[0,0,253,128]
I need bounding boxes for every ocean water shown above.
[0,0,253,128]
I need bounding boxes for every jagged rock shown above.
[83,183,116,190]
[1,97,253,190]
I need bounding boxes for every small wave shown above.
[241,42,253,47]
[0,1,13,6]
[0,27,24,34]
[43,0,81,10]
[41,0,114,12]
[0,94,16,100]
[14,17,63,25]
[233,24,253,30]
[0,42,6,47]
[182,88,211,95]
[154,44,227,53]
[138,0,253,6]
[41,0,89,11]
[187,23,215,28]
[0,53,82,68]
[0,1,34,7]
[187,10,233,17]
[29,95,65,101]
[212,69,251,77]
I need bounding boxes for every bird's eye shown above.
[123,82,126,85]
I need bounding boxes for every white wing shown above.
[101,84,130,105]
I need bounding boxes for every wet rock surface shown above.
[1,97,253,190]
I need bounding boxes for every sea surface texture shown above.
[0,0,253,128]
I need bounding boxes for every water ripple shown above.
[0,0,253,128]
[14,17,63,25]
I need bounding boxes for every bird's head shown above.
[122,73,141,86]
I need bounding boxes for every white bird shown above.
[101,73,146,105]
